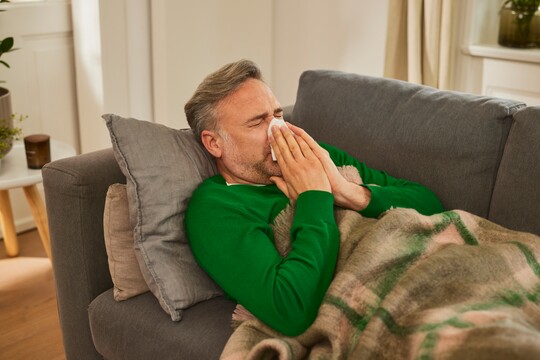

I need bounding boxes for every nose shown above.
[268,118,286,162]
[268,118,286,138]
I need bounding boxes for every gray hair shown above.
[185,59,263,141]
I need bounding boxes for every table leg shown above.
[0,189,19,257]
[23,185,51,259]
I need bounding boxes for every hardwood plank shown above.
[0,229,65,360]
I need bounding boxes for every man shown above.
[185,60,444,337]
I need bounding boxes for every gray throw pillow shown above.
[103,114,223,321]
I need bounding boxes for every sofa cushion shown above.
[103,183,149,301]
[103,114,222,321]
[292,70,524,217]
[489,106,540,236]
[89,290,235,360]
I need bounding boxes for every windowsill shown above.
[462,44,540,64]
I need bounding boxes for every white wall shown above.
[0,0,79,149]
[149,0,390,126]
[151,0,273,130]
[0,0,78,237]
[74,0,273,150]
[3,0,525,238]
[453,0,501,94]
[272,0,390,106]
[71,0,392,150]
[71,0,153,153]
[467,0,502,45]
[18,0,512,155]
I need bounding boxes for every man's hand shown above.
[285,123,371,211]
[269,125,331,203]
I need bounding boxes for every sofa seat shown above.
[89,290,236,360]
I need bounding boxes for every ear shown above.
[201,129,222,158]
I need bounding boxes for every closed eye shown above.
[248,119,264,127]
[274,109,284,119]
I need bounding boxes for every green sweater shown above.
[185,143,444,336]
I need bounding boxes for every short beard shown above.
[253,159,282,184]
[218,127,282,184]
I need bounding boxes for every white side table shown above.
[0,140,76,258]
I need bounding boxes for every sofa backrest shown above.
[292,70,524,218]
[489,106,540,235]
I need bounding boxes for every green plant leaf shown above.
[0,60,9,68]
[0,114,25,158]
[0,37,14,52]
[502,0,540,11]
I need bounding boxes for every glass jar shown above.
[533,6,540,47]
[498,4,539,48]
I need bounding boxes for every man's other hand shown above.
[269,125,331,203]
[284,123,371,211]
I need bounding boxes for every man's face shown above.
[211,78,284,185]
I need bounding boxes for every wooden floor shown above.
[0,229,66,360]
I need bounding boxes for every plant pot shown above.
[498,4,540,48]
[0,86,14,159]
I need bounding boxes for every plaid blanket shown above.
[221,206,540,359]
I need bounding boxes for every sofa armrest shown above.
[43,148,125,360]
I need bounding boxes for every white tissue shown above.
[268,118,287,161]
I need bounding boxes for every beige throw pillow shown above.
[104,183,149,301]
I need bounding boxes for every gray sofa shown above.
[43,70,540,360]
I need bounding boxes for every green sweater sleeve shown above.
[186,190,339,337]
[321,143,444,217]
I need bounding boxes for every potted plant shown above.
[498,0,540,48]
[0,0,22,161]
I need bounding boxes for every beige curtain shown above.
[384,0,456,89]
